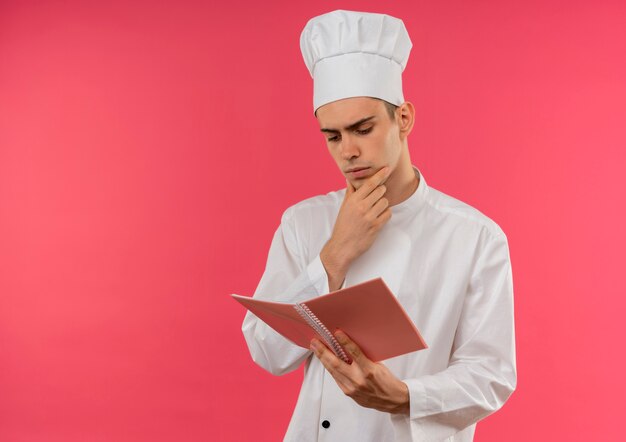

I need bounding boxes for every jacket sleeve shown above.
[241,209,330,376]
[391,230,517,441]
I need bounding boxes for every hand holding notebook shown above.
[232,278,427,363]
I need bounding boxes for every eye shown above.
[327,135,340,143]
[355,127,372,135]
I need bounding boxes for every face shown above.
[315,97,403,189]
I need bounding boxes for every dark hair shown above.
[378,98,398,121]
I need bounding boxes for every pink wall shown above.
[1,1,625,440]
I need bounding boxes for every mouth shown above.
[345,167,372,179]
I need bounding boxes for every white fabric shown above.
[242,167,517,441]
[300,10,412,113]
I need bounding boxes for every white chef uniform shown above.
[242,167,516,441]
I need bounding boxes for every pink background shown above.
[1,1,625,440]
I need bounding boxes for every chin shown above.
[350,180,364,189]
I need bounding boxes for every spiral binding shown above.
[294,302,351,364]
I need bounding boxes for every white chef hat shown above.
[300,9,412,114]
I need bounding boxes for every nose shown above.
[340,135,360,160]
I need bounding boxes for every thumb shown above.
[345,180,355,196]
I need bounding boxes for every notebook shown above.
[232,278,427,363]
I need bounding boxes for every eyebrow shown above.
[320,116,376,134]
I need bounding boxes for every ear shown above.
[397,101,415,140]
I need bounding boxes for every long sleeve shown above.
[242,209,331,376]
[392,229,517,441]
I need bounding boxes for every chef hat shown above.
[300,9,412,113]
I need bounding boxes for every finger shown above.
[310,338,349,369]
[373,207,392,226]
[311,337,341,362]
[334,330,372,368]
[357,167,389,197]
[311,339,355,385]
[362,184,386,208]
[345,180,355,197]
[369,196,389,218]
[354,167,390,199]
